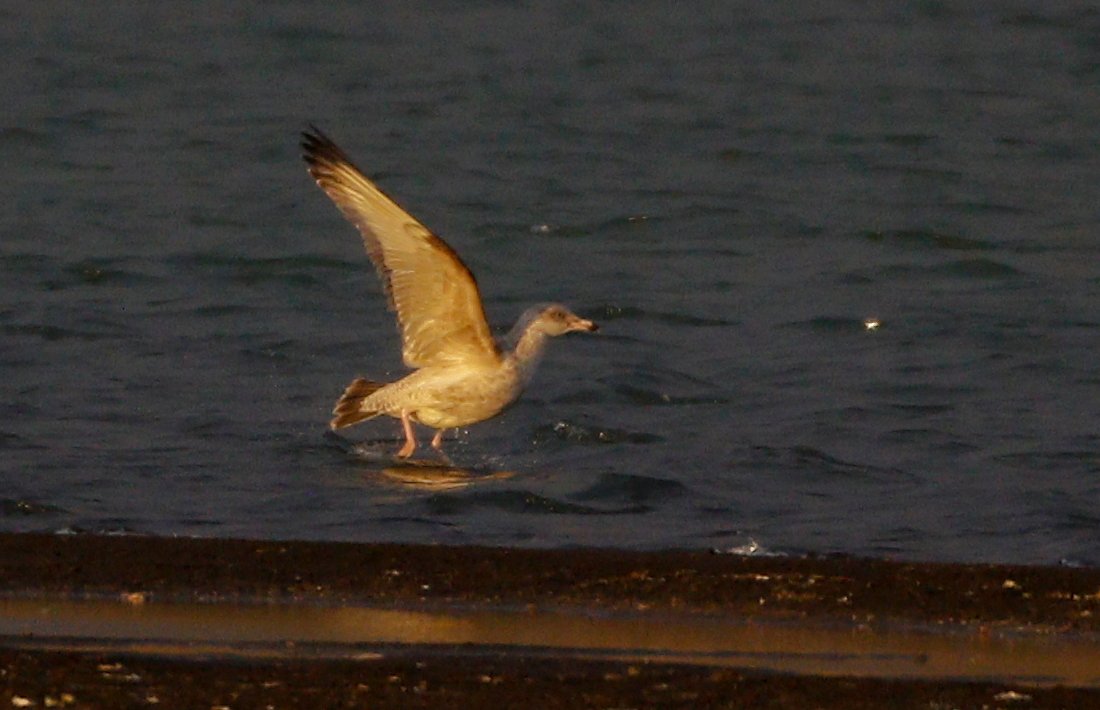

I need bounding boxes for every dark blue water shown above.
[2,2,1099,565]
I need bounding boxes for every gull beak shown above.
[571,317,598,333]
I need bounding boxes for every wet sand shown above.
[2,533,1099,708]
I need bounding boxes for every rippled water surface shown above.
[2,2,1099,565]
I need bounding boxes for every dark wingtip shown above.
[300,124,364,183]
[300,124,339,167]
[301,122,327,143]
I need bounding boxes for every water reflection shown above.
[374,463,515,491]
[329,433,517,491]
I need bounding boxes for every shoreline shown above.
[2,533,1099,708]
[2,533,1097,630]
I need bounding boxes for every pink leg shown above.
[429,429,452,465]
[396,410,417,458]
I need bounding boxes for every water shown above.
[2,2,1098,565]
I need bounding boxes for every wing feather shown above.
[301,127,500,368]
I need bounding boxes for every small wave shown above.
[868,164,964,180]
[54,525,142,536]
[995,450,1100,473]
[0,253,52,272]
[593,213,663,233]
[873,382,983,399]
[2,323,124,342]
[239,339,298,361]
[0,127,52,147]
[612,245,747,258]
[50,259,154,289]
[185,213,250,229]
[0,432,48,451]
[711,539,785,557]
[947,258,1023,278]
[889,403,955,415]
[869,526,926,555]
[595,304,736,327]
[746,445,913,483]
[170,252,361,287]
[2,254,155,291]
[611,384,729,407]
[883,429,979,455]
[424,490,643,516]
[880,133,936,147]
[551,388,605,405]
[717,146,749,163]
[569,472,687,504]
[191,303,256,317]
[790,445,909,479]
[532,420,662,445]
[863,229,995,251]
[876,258,1023,280]
[0,499,68,517]
[782,316,874,333]
[946,200,1030,216]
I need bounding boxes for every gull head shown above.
[528,303,598,337]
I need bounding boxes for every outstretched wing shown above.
[302,127,500,368]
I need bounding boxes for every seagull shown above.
[301,126,598,459]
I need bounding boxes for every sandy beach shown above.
[1,533,1099,708]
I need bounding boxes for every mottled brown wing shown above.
[302,127,500,369]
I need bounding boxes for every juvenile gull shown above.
[302,127,597,458]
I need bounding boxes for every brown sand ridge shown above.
[1,533,1099,708]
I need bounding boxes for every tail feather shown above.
[330,377,385,430]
